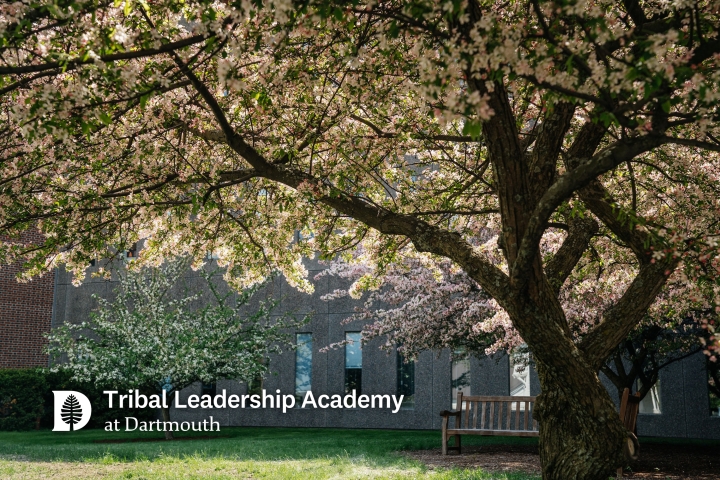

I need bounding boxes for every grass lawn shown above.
[0,427,540,480]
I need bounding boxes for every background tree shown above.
[3,0,720,477]
[47,258,303,439]
[320,242,709,402]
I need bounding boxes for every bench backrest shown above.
[455,392,538,432]
[619,388,641,434]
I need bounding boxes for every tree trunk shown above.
[161,405,174,440]
[534,356,627,480]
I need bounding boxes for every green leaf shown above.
[461,120,482,139]
[139,94,150,110]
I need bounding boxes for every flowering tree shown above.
[4,0,720,477]
[319,242,710,402]
[46,258,302,439]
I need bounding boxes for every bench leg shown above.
[454,434,461,454]
[441,416,448,455]
[616,467,622,478]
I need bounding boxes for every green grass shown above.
[0,427,540,479]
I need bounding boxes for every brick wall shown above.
[0,230,54,368]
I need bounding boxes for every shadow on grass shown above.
[0,427,538,466]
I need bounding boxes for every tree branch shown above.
[512,134,667,288]
[528,102,576,203]
[0,34,211,75]
[579,258,679,370]
[171,21,516,309]
[545,215,599,295]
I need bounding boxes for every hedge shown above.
[0,368,155,430]
[0,369,47,431]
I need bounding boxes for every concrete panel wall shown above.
[52,261,720,439]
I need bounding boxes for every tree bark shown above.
[161,405,174,440]
[533,354,626,480]
[502,269,628,479]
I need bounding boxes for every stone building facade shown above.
[48,257,720,440]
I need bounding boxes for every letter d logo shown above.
[52,391,92,431]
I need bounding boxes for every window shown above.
[509,352,531,396]
[248,375,263,396]
[709,364,720,417]
[201,382,216,397]
[397,349,415,409]
[123,242,138,262]
[638,379,662,414]
[345,332,362,394]
[247,357,267,395]
[295,333,312,403]
[451,350,470,410]
[509,350,531,411]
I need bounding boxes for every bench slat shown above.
[460,395,536,402]
[489,401,495,430]
[506,401,511,430]
[524,402,529,430]
[447,428,539,437]
[464,397,471,428]
[472,401,478,429]
[480,401,486,429]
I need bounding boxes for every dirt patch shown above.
[93,435,229,444]
[403,445,541,475]
[402,443,720,479]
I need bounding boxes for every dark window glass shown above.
[248,375,263,396]
[201,382,216,397]
[345,332,362,394]
[397,349,415,409]
[295,333,312,403]
[710,360,720,417]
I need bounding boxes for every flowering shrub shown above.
[46,258,305,424]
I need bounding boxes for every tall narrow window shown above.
[709,363,720,417]
[247,358,266,396]
[397,349,415,409]
[248,375,263,396]
[638,379,662,414]
[509,350,531,411]
[451,350,470,410]
[509,352,531,396]
[201,382,216,397]
[345,332,362,394]
[295,333,312,402]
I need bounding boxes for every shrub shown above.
[0,369,47,431]
[0,368,155,430]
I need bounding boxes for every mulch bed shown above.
[402,443,719,479]
[94,435,229,444]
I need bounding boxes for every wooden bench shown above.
[440,392,539,455]
[617,388,641,478]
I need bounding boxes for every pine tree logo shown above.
[52,391,92,431]
[60,394,82,431]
